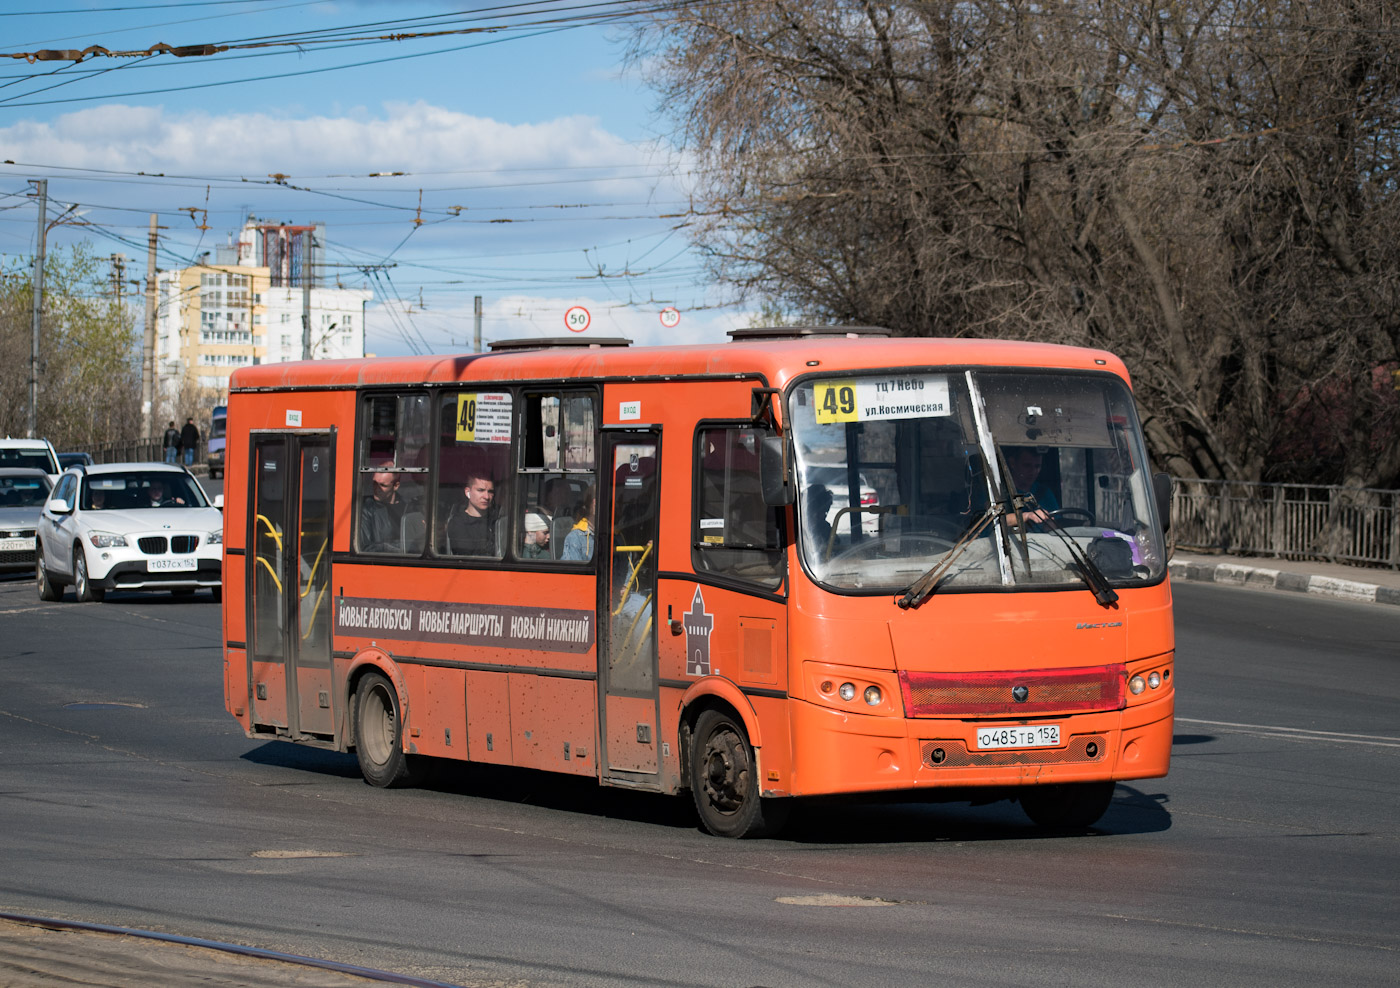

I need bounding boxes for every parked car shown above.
[0,467,52,574]
[57,451,95,470]
[36,462,222,602]
[804,464,881,536]
[0,437,61,481]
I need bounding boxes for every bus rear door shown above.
[247,432,336,739]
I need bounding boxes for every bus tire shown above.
[689,708,789,839]
[1019,781,1115,830]
[36,546,63,601]
[73,546,105,603]
[354,672,415,788]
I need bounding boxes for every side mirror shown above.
[1152,473,1172,533]
[760,434,794,506]
[46,498,72,515]
[214,494,225,510]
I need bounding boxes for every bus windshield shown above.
[790,369,1166,593]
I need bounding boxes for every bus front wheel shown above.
[354,672,415,788]
[689,708,789,839]
[1019,781,1115,830]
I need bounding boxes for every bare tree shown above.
[0,245,142,448]
[631,0,1400,487]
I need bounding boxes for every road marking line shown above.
[1177,717,1400,747]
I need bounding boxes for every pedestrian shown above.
[180,417,200,466]
[161,421,180,464]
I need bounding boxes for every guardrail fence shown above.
[1172,479,1400,570]
[74,439,208,465]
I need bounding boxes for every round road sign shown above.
[564,305,591,333]
[659,306,681,328]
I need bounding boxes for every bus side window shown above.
[514,392,596,563]
[434,390,512,558]
[693,426,785,589]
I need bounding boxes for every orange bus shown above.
[221,327,1174,837]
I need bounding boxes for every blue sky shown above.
[0,0,746,354]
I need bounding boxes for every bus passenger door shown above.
[599,430,661,781]
[248,433,336,740]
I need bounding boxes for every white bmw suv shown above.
[36,462,223,602]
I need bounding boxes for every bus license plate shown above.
[977,725,1061,750]
[149,557,197,572]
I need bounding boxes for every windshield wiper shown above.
[1036,512,1120,608]
[896,504,999,609]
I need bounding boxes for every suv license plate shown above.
[976,725,1061,750]
[149,557,197,572]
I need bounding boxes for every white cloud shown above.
[0,100,646,176]
[366,292,752,357]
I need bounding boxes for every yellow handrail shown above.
[299,536,328,600]
[612,540,654,617]
[255,513,283,550]
[255,554,282,592]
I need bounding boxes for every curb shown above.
[1169,558,1400,607]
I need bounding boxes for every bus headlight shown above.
[1148,671,1161,689]
[1128,674,1146,695]
[839,682,856,701]
[863,686,882,706]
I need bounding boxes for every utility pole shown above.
[474,295,483,353]
[27,179,46,440]
[110,253,126,310]
[141,214,158,439]
[300,229,313,360]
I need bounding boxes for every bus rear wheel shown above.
[689,708,789,839]
[1019,781,1115,830]
[354,672,415,788]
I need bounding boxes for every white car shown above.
[0,437,61,483]
[0,468,52,574]
[36,462,223,602]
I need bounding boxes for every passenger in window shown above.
[1004,445,1059,528]
[560,485,596,561]
[805,484,834,558]
[445,473,499,555]
[521,509,551,559]
[360,471,405,551]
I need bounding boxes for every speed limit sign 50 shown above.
[564,305,591,333]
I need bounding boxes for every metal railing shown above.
[73,438,208,466]
[1172,479,1400,570]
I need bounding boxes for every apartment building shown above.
[155,218,372,412]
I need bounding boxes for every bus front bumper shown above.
[783,692,1174,797]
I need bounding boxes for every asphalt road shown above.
[0,570,1395,987]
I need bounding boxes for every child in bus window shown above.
[560,485,595,561]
